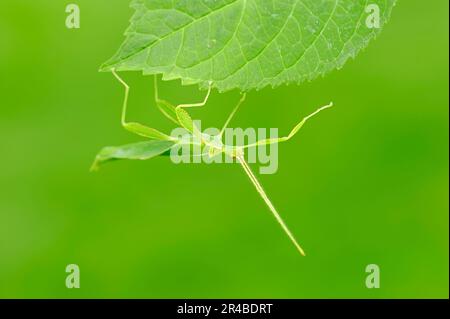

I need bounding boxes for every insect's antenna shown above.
[237,155,306,256]
[219,93,247,138]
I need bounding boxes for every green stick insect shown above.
[92,69,333,256]
[90,0,396,256]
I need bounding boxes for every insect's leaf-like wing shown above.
[156,99,179,125]
[91,140,175,171]
[101,0,396,92]
[124,122,175,140]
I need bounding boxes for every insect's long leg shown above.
[111,69,130,127]
[241,102,333,149]
[174,82,212,140]
[219,93,247,138]
[153,75,179,125]
[153,74,160,102]
[175,82,212,111]
[111,69,174,141]
[237,155,306,256]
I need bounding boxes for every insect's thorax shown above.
[200,133,243,159]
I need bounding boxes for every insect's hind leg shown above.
[241,102,334,149]
[111,69,130,127]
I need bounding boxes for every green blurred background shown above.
[0,0,448,298]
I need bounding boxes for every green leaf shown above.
[91,140,175,171]
[101,0,396,92]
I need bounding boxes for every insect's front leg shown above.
[219,93,247,138]
[174,82,212,141]
[153,75,180,125]
[111,69,175,141]
[241,102,334,149]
